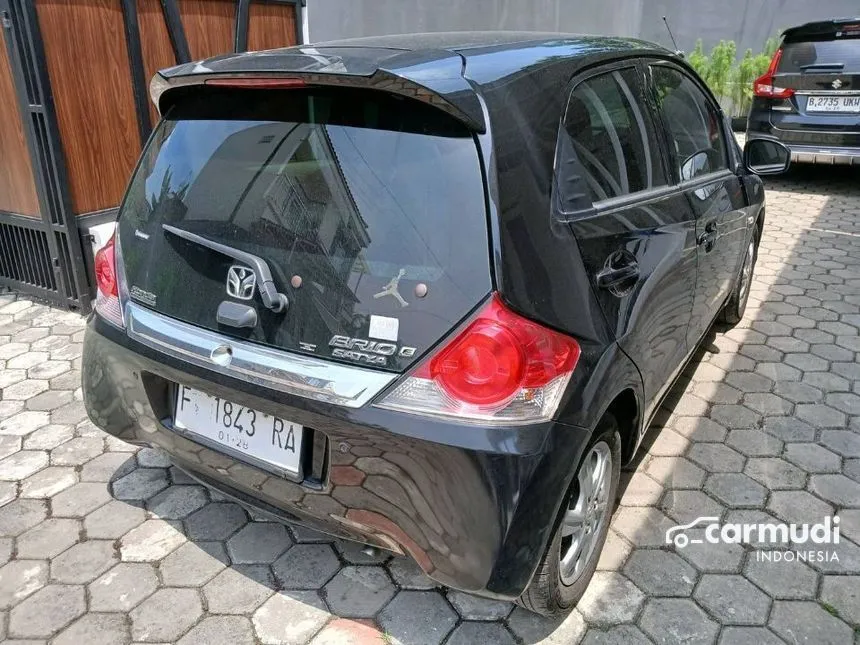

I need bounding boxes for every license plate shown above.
[807,95,860,113]
[173,385,303,477]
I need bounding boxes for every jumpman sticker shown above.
[373,268,409,308]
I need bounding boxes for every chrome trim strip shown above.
[795,90,860,96]
[126,303,396,408]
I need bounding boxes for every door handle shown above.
[597,251,640,293]
[698,221,718,251]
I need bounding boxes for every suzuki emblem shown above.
[832,79,843,89]
[226,265,256,300]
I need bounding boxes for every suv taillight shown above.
[94,232,125,328]
[376,294,580,424]
[753,48,795,99]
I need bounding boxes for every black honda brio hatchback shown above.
[83,32,789,615]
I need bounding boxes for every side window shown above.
[560,67,666,207]
[650,66,728,181]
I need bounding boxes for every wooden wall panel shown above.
[36,0,140,216]
[178,0,234,60]
[138,0,176,125]
[0,28,40,217]
[248,1,297,51]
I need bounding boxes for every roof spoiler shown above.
[782,16,860,40]
[149,47,486,133]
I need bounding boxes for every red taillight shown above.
[204,77,307,89]
[379,294,580,422]
[753,48,795,99]
[93,231,124,328]
[94,234,117,297]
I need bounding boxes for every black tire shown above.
[517,414,622,616]
[720,223,759,326]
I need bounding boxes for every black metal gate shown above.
[0,0,91,312]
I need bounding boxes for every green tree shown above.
[707,40,737,101]
[688,39,710,80]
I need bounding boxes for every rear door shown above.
[773,25,860,147]
[647,62,750,347]
[117,86,492,373]
[555,63,697,409]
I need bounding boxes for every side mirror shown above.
[743,139,791,175]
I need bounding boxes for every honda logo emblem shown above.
[226,265,256,300]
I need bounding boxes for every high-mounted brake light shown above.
[376,294,581,424]
[753,48,795,99]
[94,232,125,328]
[204,77,307,89]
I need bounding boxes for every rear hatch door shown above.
[117,86,491,372]
[772,25,860,145]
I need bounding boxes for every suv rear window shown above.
[779,37,860,73]
[118,87,491,371]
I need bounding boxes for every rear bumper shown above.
[746,114,860,165]
[786,145,860,165]
[82,314,591,599]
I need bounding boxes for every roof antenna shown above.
[662,15,683,56]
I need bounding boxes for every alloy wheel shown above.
[559,441,612,585]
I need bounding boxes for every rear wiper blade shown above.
[800,63,845,71]
[162,224,289,313]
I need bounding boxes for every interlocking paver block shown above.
[147,485,208,519]
[50,539,117,583]
[8,584,85,639]
[820,575,860,625]
[227,521,292,564]
[80,451,136,482]
[253,590,330,645]
[769,601,853,645]
[447,590,512,620]
[89,562,158,612]
[744,556,819,600]
[120,519,186,561]
[203,565,275,614]
[447,622,516,645]
[272,543,340,589]
[694,574,771,625]
[112,468,170,500]
[178,615,255,645]
[0,450,48,480]
[378,590,457,645]
[310,618,386,645]
[745,457,807,490]
[705,473,768,508]
[325,566,396,618]
[387,556,437,590]
[53,613,129,645]
[84,499,146,539]
[185,502,247,541]
[0,559,48,609]
[623,550,697,597]
[576,572,645,626]
[821,430,860,457]
[16,517,79,559]
[718,627,787,645]
[159,541,227,587]
[638,598,719,645]
[130,587,203,642]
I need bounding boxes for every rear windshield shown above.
[118,87,491,371]
[779,37,860,73]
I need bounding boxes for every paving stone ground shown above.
[1,164,859,643]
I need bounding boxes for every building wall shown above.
[307,0,858,54]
